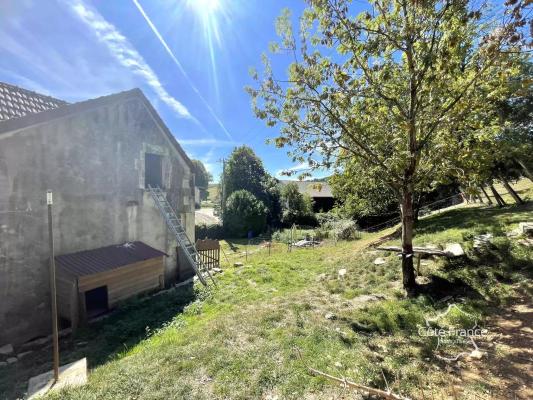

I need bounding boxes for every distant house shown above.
[0,82,196,346]
[279,180,335,212]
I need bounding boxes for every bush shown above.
[195,223,225,240]
[316,212,360,240]
[280,182,316,227]
[223,190,267,237]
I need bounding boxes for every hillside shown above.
[1,184,532,399]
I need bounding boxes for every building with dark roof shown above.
[279,180,336,212]
[0,82,196,345]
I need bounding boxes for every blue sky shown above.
[0,0,327,181]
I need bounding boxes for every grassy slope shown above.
[2,182,531,400]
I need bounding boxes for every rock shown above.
[444,243,464,257]
[17,351,32,359]
[334,361,343,368]
[473,234,492,251]
[212,267,223,274]
[338,268,347,278]
[234,262,243,267]
[519,222,533,237]
[6,357,17,364]
[469,349,485,360]
[325,312,336,320]
[0,344,13,355]
[373,257,386,265]
[0,362,7,367]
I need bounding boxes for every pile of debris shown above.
[292,239,320,248]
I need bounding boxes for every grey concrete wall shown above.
[0,96,195,345]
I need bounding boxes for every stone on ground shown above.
[445,243,464,257]
[0,343,13,355]
[325,312,336,320]
[6,357,17,364]
[234,262,243,267]
[338,268,347,278]
[27,358,87,400]
[519,222,533,237]
[373,257,386,265]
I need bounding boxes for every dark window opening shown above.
[85,286,109,318]
[145,153,163,189]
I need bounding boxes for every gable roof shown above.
[56,241,167,277]
[279,180,334,198]
[0,81,67,121]
[0,86,194,169]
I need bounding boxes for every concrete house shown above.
[0,82,196,345]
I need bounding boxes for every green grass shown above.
[1,191,532,399]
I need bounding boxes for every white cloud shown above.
[66,0,192,119]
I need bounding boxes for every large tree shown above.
[248,0,528,294]
[191,159,212,201]
[222,145,282,227]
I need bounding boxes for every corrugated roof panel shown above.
[55,241,167,277]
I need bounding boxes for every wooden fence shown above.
[195,239,220,270]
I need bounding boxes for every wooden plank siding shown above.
[57,256,165,327]
[77,256,165,307]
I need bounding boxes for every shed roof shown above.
[56,241,167,277]
[0,82,67,121]
[279,180,333,198]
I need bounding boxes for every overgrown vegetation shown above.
[2,194,530,399]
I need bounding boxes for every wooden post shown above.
[489,185,506,207]
[416,254,421,276]
[47,190,60,382]
[480,186,493,205]
[517,159,533,183]
[500,178,524,205]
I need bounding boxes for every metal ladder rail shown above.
[149,186,214,286]
[148,186,216,286]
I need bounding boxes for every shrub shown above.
[280,182,316,226]
[195,223,225,240]
[316,212,360,240]
[223,190,267,237]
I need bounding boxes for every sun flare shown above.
[189,0,220,16]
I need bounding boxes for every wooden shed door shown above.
[85,286,109,318]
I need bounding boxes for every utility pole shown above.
[219,158,226,214]
[47,190,60,382]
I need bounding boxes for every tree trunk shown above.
[517,159,533,183]
[400,191,417,295]
[480,186,493,205]
[489,185,507,207]
[500,178,524,205]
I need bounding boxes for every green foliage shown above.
[223,190,267,237]
[280,182,316,226]
[222,146,281,227]
[195,223,225,240]
[191,159,212,200]
[316,212,360,240]
[248,0,527,289]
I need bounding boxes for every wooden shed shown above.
[55,241,166,329]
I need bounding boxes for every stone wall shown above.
[0,95,195,345]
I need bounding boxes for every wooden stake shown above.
[47,190,60,382]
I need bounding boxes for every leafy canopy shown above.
[224,190,267,237]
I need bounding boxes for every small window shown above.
[145,153,163,189]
